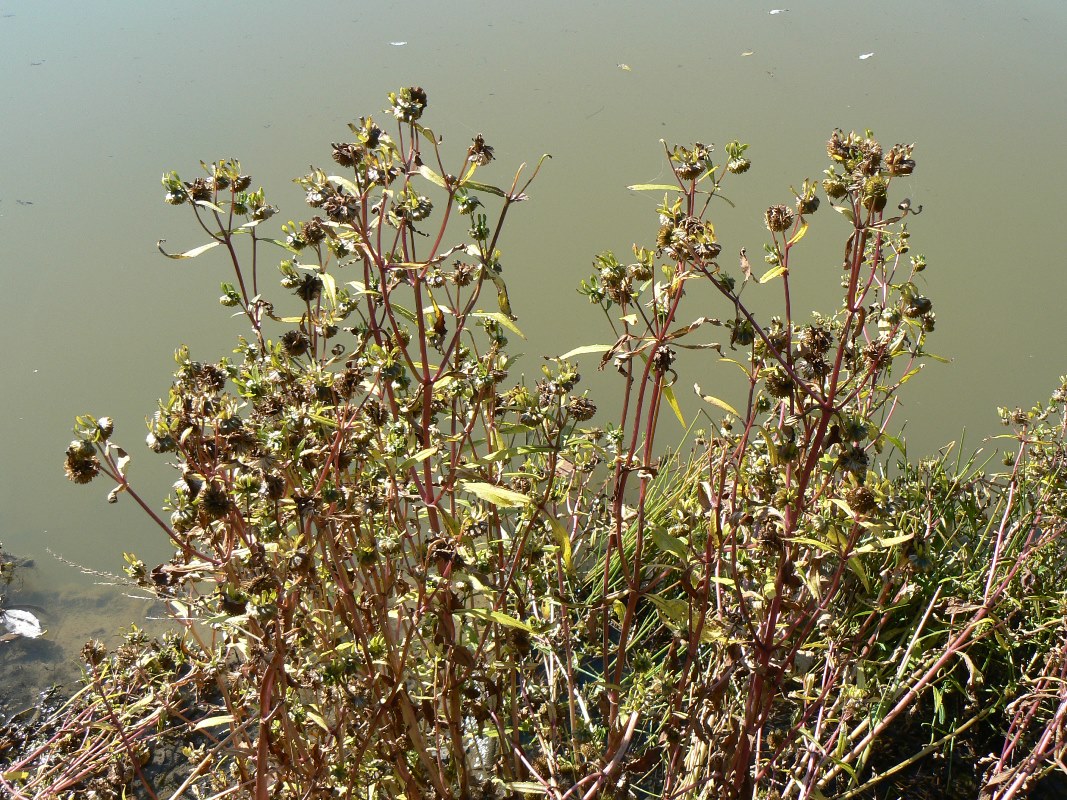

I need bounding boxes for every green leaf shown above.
[326,175,361,196]
[193,200,225,214]
[461,178,507,198]
[157,239,221,260]
[308,710,331,733]
[558,344,613,360]
[472,310,526,339]
[832,204,855,224]
[662,383,685,427]
[417,165,447,188]
[627,183,683,192]
[321,271,337,307]
[646,593,690,630]
[651,528,688,560]
[877,532,914,548]
[459,481,531,508]
[897,364,923,385]
[398,447,438,471]
[461,608,533,632]
[758,265,787,284]
[848,556,872,593]
[693,384,741,418]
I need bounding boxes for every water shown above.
[2,0,1066,674]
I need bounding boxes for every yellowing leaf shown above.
[547,517,574,574]
[758,265,787,284]
[787,220,809,245]
[694,384,741,418]
[558,344,613,360]
[459,481,531,508]
[627,183,683,192]
[661,383,685,427]
[156,240,221,260]
[462,608,533,632]
[472,311,526,339]
[193,714,235,731]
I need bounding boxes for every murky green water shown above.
[3,0,1066,674]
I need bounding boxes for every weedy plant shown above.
[5,88,1067,800]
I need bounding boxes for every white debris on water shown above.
[2,609,44,639]
[859,52,875,59]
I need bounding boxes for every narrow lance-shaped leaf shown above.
[759,265,787,284]
[558,344,613,360]
[472,311,526,339]
[459,481,530,508]
[157,240,221,260]
[547,517,574,574]
[694,384,741,419]
[627,183,685,192]
[661,383,686,427]
[787,220,809,245]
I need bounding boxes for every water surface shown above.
[2,0,1066,665]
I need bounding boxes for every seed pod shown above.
[727,157,751,174]
[567,396,597,421]
[468,134,495,166]
[885,143,916,176]
[765,204,795,233]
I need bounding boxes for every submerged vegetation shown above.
[5,88,1067,799]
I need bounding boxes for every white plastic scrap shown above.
[859,52,875,59]
[2,609,44,639]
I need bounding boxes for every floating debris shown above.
[859,52,875,59]
[389,41,407,46]
[741,50,754,57]
[769,9,788,14]
[2,609,44,639]
[617,63,632,71]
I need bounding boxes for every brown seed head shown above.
[765,204,795,233]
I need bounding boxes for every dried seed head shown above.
[885,143,916,176]
[260,471,286,501]
[389,86,428,122]
[567,396,597,421]
[468,134,495,166]
[764,369,795,399]
[322,193,359,223]
[301,217,326,243]
[845,485,878,515]
[727,157,751,174]
[904,295,933,318]
[331,142,362,168]
[765,204,795,233]
[200,480,232,520]
[294,273,323,302]
[186,178,213,201]
[651,345,676,372]
[827,129,853,163]
[64,451,101,484]
[232,174,252,192]
[81,639,107,667]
